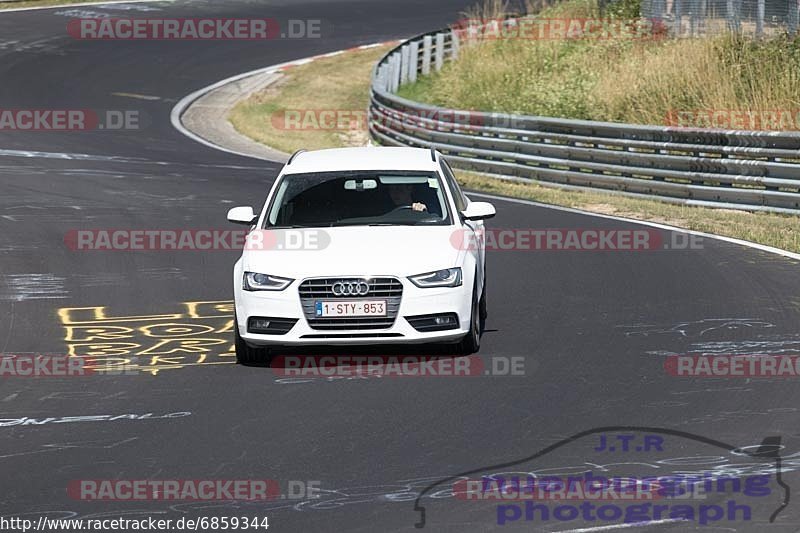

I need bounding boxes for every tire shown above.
[478,271,488,322]
[455,279,481,355]
[234,316,271,365]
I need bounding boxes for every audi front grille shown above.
[298,277,403,330]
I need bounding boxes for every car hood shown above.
[242,225,464,278]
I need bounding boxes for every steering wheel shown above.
[388,205,416,213]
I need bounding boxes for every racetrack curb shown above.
[172,41,400,164]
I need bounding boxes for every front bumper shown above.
[235,277,472,346]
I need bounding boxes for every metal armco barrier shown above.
[368,27,800,214]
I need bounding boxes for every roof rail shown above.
[287,149,307,165]
[429,147,437,161]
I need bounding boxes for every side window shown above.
[440,160,467,212]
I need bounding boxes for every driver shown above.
[388,183,427,212]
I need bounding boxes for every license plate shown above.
[315,300,387,317]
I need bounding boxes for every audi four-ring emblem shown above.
[332,280,370,296]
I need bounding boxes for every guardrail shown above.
[368,26,800,214]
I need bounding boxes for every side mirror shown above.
[227,206,256,225]
[461,201,496,221]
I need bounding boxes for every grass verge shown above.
[398,0,800,128]
[228,39,800,254]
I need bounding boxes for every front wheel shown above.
[479,272,487,322]
[454,281,481,355]
[234,317,272,365]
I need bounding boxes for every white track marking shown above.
[0,0,172,14]
[469,191,800,261]
[111,91,161,100]
[552,518,688,532]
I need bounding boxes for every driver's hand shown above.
[412,202,427,212]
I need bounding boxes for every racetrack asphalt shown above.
[1,1,800,531]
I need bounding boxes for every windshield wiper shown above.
[329,221,421,227]
[265,224,324,229]
[330,221,368,227]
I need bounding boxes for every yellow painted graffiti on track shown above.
[58,301,236,375]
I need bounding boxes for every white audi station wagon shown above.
[227,146,495,364]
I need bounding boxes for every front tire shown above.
[235,317,271,365]
[455,280,481,355]
[479,271,487,322]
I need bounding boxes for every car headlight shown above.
[408,268,462,288]
[243,272,294,291]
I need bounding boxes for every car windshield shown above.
[264,171,451,228]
